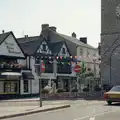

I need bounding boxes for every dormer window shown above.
[87,49,90,57]
[43,44,46,51]
[80,48,83,56]
[62,48,66,54]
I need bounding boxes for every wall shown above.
[37,40,52,54]
[58,44,70,57]
[30,57,39,93]
[101,0,120,84]
[0,34,25,58]
[20,80,31,95]
[77,46,100,76]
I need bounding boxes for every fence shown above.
[42,91,104,100]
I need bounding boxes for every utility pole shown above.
[39,59,42,107]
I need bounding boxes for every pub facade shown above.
[0,31,34,99]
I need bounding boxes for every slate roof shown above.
[17,35,67,56]
[17,36,43,55]
[47,29,96,56]
[58,33,95,49]
[48,41,65,56]
[0,31,11,44]
[47,30,78,56]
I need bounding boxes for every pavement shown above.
[2,100,120,120]
[0,98,104,107]
[0,104,70,119]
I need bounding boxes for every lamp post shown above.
[34,58,42,107]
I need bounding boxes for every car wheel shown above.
[107,101,112,105]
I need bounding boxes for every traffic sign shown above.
[74,65,81,73]
[41,62,45,73]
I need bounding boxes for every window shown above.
[62,48,66,54]
[42,44,47,51]
[93,53,96,57]
[23,80,29,92]
[80,48,83,56]
[87,50,90,57]
[4,82,18,93]
[35,57,40,64]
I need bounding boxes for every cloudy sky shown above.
[0,0,101,47]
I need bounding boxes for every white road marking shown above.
[73,109,118,120]
[90,117,95,120]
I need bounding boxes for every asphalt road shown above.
[6,101,120,120]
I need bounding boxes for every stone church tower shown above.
[101,0,120,85]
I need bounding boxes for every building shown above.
[17,30,73,93]
[0,31,34,99]
[101,0,120,85]
[40,24,100,89]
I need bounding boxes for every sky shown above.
[0,0,101,47]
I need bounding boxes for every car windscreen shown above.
[110,86,120,92]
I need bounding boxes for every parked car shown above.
[104,85,120,105]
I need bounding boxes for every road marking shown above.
[90,117,95,120]
[73,109,118,120]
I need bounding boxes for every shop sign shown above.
[4,41,21,54]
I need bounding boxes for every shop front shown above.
[0,69,22,99]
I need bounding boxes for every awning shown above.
[1,72,22,76]
[22,72,34,80]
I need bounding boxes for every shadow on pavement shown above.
[104,102,120,106]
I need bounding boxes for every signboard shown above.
[74,65,81,73]
[5,41,21,54]
[0,34,25,58]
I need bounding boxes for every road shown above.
[5,101,120,120]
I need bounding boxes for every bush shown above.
[41,89,49,94]
[71,89,78,92]
[83,88,89,92]
[57,88,65,93]
[94,87,101,91]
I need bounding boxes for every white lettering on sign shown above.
[4,41,21,54]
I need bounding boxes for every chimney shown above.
[41,24,49,32]
[72,32,76,38]
[2,30,4,33]
[80,37,87,44]
[49,26,57,32]
[24,35,28,38]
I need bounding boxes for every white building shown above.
[0,31,35,99]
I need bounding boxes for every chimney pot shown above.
[72,32,76,38]
[25,35,28,38]
[2,30,4,33]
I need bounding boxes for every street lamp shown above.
[34,59,42,107]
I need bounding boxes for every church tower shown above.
[101,0,120,85]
